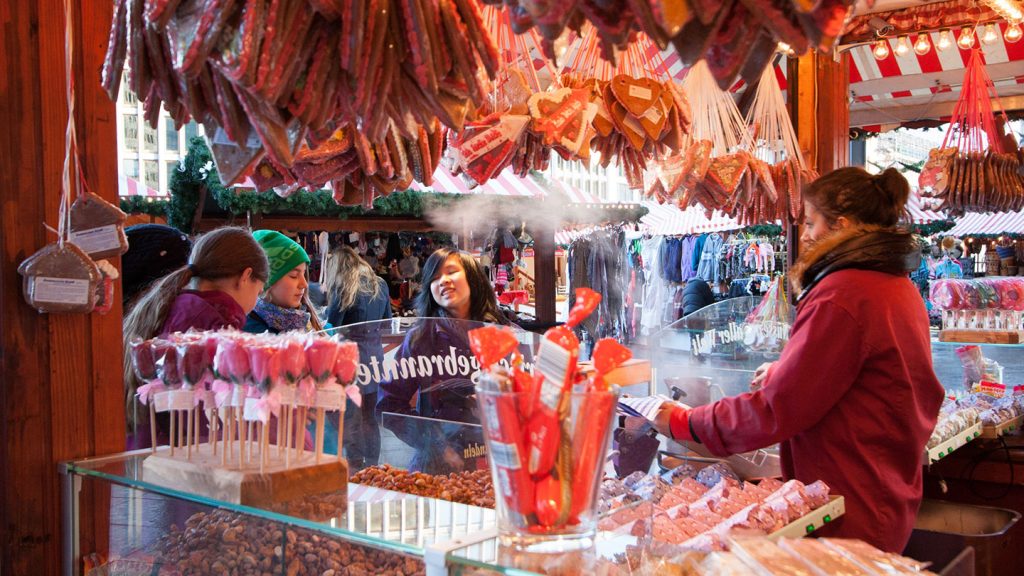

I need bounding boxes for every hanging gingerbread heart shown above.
[610,75,662,119]
[610,102,648,152]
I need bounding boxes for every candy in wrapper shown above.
[470,326,536,520]
[130,338,159,382]
[468,325,519,369]
[569,338,631,521]
[526,288,601,478]
[333,341,359,385]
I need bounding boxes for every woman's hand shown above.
[750,362,775,391]
[653,400,691,439]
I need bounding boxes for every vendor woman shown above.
[655,167,945,553]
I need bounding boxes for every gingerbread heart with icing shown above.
[610,75,662,119]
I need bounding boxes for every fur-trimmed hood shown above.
[790,225,921,302]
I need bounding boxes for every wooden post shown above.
[532,220,557,325]
[786,51,850,267]
[1,1,124,574]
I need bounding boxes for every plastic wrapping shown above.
[18,242,101,314]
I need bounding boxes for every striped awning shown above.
[907,190,948,224]
[848,22,1024,129]
[411,166,601,203]
[119,175,164,197]
[947,209,1024,235]
[639,201,745,235]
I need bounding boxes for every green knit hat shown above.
[253,230,310,287]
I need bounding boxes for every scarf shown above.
[789,225,921,304]
[254,298,311,333]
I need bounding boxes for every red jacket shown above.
[671,269,944,552]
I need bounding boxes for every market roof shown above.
[946,208,1024,236]
[409,166,601,203]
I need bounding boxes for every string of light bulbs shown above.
[872,20,1022,60]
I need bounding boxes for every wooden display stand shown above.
[142,445,347,507]
[939,329,1023,344]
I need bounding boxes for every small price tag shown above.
[316,388,345,410]
[164,387,194,409]
[276,386,296,405]
[230,385,247,407]
[32,277,91,306]
[489,440,518,470]
[69,224,122,255]
[152,390,173,413]
[628,85,653,101]
[243,397,263,422]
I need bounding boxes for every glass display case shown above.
[64,318,538,576]
[645,297,784,479]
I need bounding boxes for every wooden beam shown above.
[198,215,437,234]
[787,51,850,265]
[531,225,557,325]
[1,1,123,574]
[850,91,1024,127]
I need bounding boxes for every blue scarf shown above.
[254,298,310,333]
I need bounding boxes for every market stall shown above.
[5,0,1024,574]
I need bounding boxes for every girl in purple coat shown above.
[122,226,269,449]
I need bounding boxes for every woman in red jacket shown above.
[656,167,945,553]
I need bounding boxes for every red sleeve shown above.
[669,405,695,442]
[688,299,868,457]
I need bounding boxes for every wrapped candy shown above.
[304,337,339,385]
[248,343,279,393]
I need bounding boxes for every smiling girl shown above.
[244,230,323,334]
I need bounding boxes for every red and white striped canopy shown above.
[639,201,745,236]
[411,166,600,203]
[119,175,164,197]
[906,190,948,224]
[947,209,1024,236]
[848,22,1024,129]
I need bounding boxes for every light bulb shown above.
[873,39,891,60]
[957,27,976,49]
[937,29,953,50]
[914,33,932,55]
[1006,22,1023,43]
[895,35,911,56]
[982,23,999,44]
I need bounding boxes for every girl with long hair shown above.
[123,226,269,448]
[655,167,944,552]
[377,248,512,473]
[322,245,392,468]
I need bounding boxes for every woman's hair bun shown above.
[875,167,910,208]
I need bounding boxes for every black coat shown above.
[682,280,714,316]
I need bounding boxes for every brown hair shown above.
[803,167,910,228]
[323,245,383,312]
[123,227,268,424]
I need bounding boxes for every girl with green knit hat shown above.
[245,230,324,334]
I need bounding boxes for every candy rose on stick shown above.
[131,338,164,454]
[176,334,213,459]
[334,341,361,404]
[331,340,361,462]
[305,336,340,463]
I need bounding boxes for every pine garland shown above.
[120,196,169,217]
[127,137,648,226]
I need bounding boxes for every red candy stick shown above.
[526,288,601,478]
[468,326,535,518]
[569,339,631,522]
